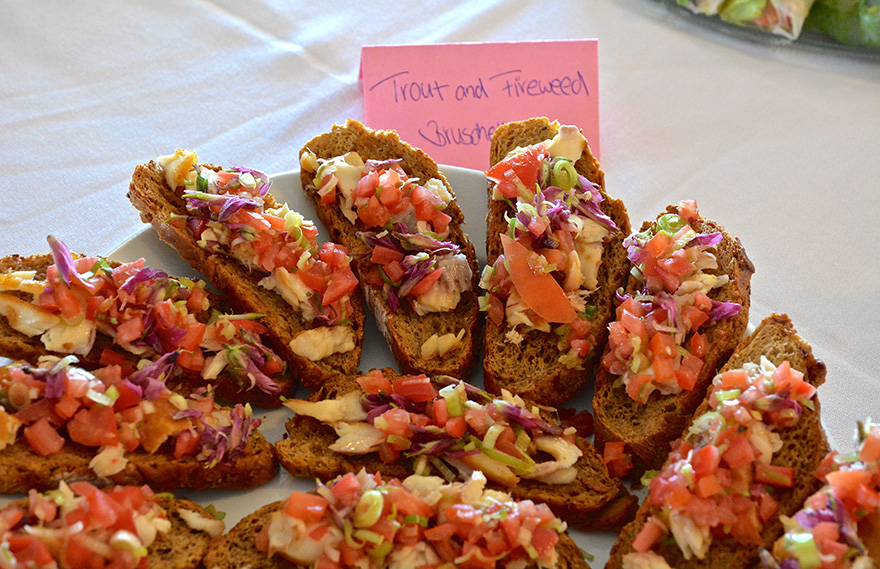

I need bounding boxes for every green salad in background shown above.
[675,0,880,48]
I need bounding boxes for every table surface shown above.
[2,0,879,566]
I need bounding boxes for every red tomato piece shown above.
[408,268,444,299]
[370,246,404,265]
[392,374,437,402]
[23,417,65,456]
[68,406,119,448]
[322,267,358,306]
[356,370,393,395]
[283,491,329,523]
[485,143,545,199]
[501,235,575,323]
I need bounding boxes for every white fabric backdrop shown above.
[2,0,879,565]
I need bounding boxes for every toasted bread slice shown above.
[4,486,218,569]
[0,252,293,408]
[128,158,364,391]
[482,118,631,407]
[203,475,593,569]
[0,429,276,494]
[0,355,278,494]
[592,204,755,476]
[274,370,638,532]
[605,313,829,569]
[298,119,480,379]
[760,420,880,568]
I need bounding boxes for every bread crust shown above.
[481,117,631,407]
[605,313,829,569]
[591,205,755,476]
[0,428,277,494]
[274,370,638,532]
[298,119,481,379]
[0,252,292,408]
[127,159,365,392]
[203,500,594,569]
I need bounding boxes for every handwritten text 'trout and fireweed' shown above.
[367,69,591,148]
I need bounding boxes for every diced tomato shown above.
[52,397,82,420]
[392,374,437,402]
[283,491,329,523]
[177,322,206,352]
[358,196,391,228]
[620,309,646,340]
[176,349,205,372]
[23,417,65,456]
[356,370,393,395]
[677,200,699,222]
[658,249,693,276]
[675,366,698,391]
[115,314,144,344]
[603,441,633,478]
[631,519,665,553]
[445,415,467,438]
[692,444,721,478]
[626,374,654,404]
[652,354,675,384]
[371,246,404,265]
[690,333,708,358]
[721,434,756,469]
[648,332,675,359]
[68,406,119,447]
[387,486,433,518]
[680,304,709,332]
[353,171,380,198]
[695,473,723,498]
[720,369,750,390]
[408,268,445,299]
[173,429,200,458]
[382,260,406,283]
[376,408,411,438]
[432,210,451,234]
[6,535,54,567]
[412,186,446,221]
[862,427,880,462]
[323,267,358,306]
[329,473,362,508]
[485,143,545,199]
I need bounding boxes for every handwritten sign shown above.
[360,40,599,171]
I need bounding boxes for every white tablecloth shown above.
[2,0,879,565]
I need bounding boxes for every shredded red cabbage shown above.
[127,352,178,401]
[708,300,741,322]
[47,235,75,286]
[119,268,168,294]
[687,232,723,248]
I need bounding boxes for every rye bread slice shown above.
[127,159,365,392]
[203,500,593,569]
[482,117,632,407]
[273,371,638,532]
[298,119,480,379]
[5,492,216,569]
[0,428,277,494]
[592,205,755,476]
[149,496,220,569]
[0,253,292,409]
[605,313,829,569]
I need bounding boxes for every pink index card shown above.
[360,40,599,171]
